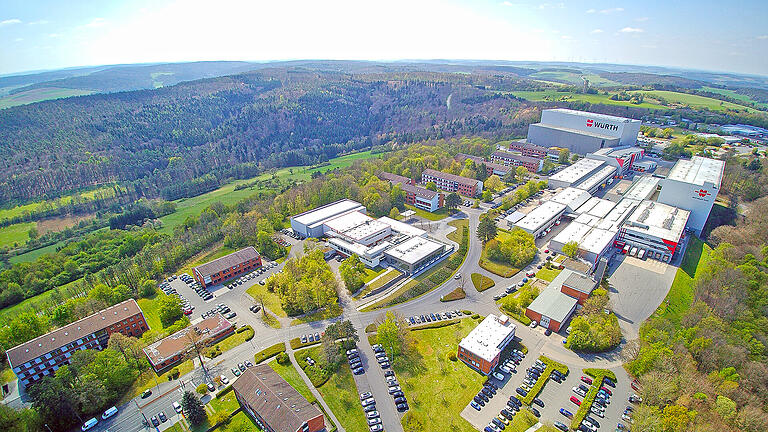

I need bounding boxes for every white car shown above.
[493,371,505,380]
[81,418,98,431]
[220,375,229,385]
[529,321,538,328]
[499,365,511,374]
[173,402,182,414]
[572,386,587,397]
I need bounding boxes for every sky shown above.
[1,0,767,77]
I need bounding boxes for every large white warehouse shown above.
[657,156,725,235]
[527,109,642,154]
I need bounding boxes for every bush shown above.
[470,273,496,292]
[255,343,286,363]
[410,319,460,331]
[486,228,537,268]
[448,352,457,361]
[571,369,612,430]
[168,367,180,380]
[441,286,466,302]
[276,352,290,365]
[205,344,222,358]
[521,356,569,405]
[566,313,622,352]
[471,313,480,319]
[462,310,472,315]
[196,383,208,395]
[210,411,230,426]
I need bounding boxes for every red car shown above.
[570,396,581,406]
[183,309,193,315]
[601,386,612,396]
[631,380,641,391]
[580,376,593,385]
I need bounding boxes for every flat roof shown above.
[383,236,445,265]
[548,158,605,185]
[580,228,617,256]
[342,220,390,242]
[597,198,639,231]
[143,314,232,366]
[377,216,426,237]
[552,221,592,246]
[593,146,644,158]
[545,108,641,124]
[458,314,516,363]
[193,247,260,278]
[550,187,592,210]
[575,197,617,219]
[666,156,725,187]
[516,201,567,232]
[624,176,661,201]
[530,123,619,140]
[576,165,617,192]
[328,237,391,259]
[623,200,690,242]
[7,300,143,369]
[292,199,365,227]
[323,211,374,234]
[504,211,527,224]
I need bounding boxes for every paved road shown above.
[67,192,672,432]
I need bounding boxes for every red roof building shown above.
[193,246,262,288]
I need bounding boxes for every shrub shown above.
[462,310,472,315]
[168,367,180,380]
[521,356,569,406]
[410,319,460,331]
[471,313,480,319]
[448,352,457,361]
[196,383,208,395]
[566,313,622,353]
[276,352,290,365]
[440,286,466,302]
[571,369,612,430]
[255,343,286,363]
[210,411,230,426]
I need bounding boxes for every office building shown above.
[490,151,544,173]
[380,172,444,212]
[290,199,367,238]
[527,109,641,153]
[617,200,690,262]
[458,314,516,375]
[383,236,447,273]
[193,247,262,288]
[507,141,548,158]
[657,156,725,235]
[234,365,325,432]
[7,300,148,388]
[143,314,234,373]
[421,169,483,197]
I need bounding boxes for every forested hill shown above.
[0,68,531,202]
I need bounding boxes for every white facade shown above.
[458,315,516,364]
[539,109,641,147]
[548,158,606,189]
[515,201,567,238]
[657,156,725,235]
[290,199,367,238]
[575,165,618,195]
[617,200,690,262]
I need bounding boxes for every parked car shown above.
[492,371,505,381]
[580,375,593,385]
[570,396,582,406]
[173,402,182,414]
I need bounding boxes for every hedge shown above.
[365,323,377,333]
[571,369,612,430]
[254,343,286,363]
[409,319,460,331]
[290,337,321,350]
[216,384,233,397]
[237,325,255,341]
[521,355,569,406]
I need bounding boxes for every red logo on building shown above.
[586,119,594,127]
[696,189,711,198]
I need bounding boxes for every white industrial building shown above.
[616,200,690,261]
[291,199,367,238]
[574,197,618,219]
[575,165,618,194]
[550,187,592,213]
[383,236,448,273]
[624,176,661,201]
[587,147,645,175]
[324,211,392,246]
[527,109,642,154]
[657,156,725,235]
[514,201,567,238]
[548,158,606,189]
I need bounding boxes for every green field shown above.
[0,184,120,223]
[535,266,562,282]
[0,87,94,109]
[638,90,764,113]
[314,362,368,432]
[9,241,63,264]
[396,319,484,432]
[510,90,664,109]
[702,87,768,110]
[246,282,287,317]
[159,151,378,233]
[268,359,316,403]
[404,204,450,221]
[529,71,621,87]
[0,277,82,322]
[137,293,166,330]
[0,221,36,248]
[652,236,711,322]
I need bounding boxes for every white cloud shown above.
[28,20,49,25]
[48,33,60,38]
[620,27,644,33]
[500,1,517,6]
[0,18,22,26]
[14,37,23,42]
[590,29,603,34]
[586,9,596,13]
[589,8,624,14]
[757,35,768,40]
[539,3,564,9]
[561,35,573,40]
[83,18,107,28]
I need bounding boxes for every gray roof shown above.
[233,364,323,432]
[422,169,480,188]
[526,287,578,324]
[562,272,596,295]
[193,247,260,278]
[400,183,439,200]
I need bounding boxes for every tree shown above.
[484,175,503,193]
[377,312,405,361]
[562,241,579,258]
[482,190,493,202]
[445,192,462,211]
[477,215,498,244]
[339,254,367,293]
[388,207,400,220]
[27,227,38,240]
[425,182,437,191]
[139,279,156,298]
[181,391,207,425]
[559,148,570,164]
[516,165,529,181]
[158,294,183,327]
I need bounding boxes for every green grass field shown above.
[0,222,36,249]
[289,304,343,326]
[701,86,768,109]
[0,87,94,109]
[396,318,484,432]
[268,359,317,403]
[9,241,63,264]
[510,90,664,109]
[404,204,450,221]
[638,90,764,113]
[529,71,620,88]
[0,184,120,223]
[159,151,378,233]
[652,236,711,322]
[470,273,495,292]
[245,282,287,317]
[137,293,166,330]
[536,266,562,282]
[314,362,368,432]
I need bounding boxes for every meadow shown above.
[637,90,765,113]
[0,87,94,109]
[510,90,663,109]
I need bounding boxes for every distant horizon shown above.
[3,58,767,81]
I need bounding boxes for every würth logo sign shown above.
[696,189,711,198]
[586,119,619,131]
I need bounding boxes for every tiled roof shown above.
[378,172,412,185]
[401,183,439,199]
[193,247,260,278]
[6,299,144,368]
[234,365,323,432]
[142,314,232,366]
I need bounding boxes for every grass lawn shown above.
[0,222,35,249]
[119,360,194,405]
[176,244,236,277]
[507,409,539,432]
[0,288,59,321]
[447,219,469,243]
[290,304,343,326]
[314,362,368,432]
[0,87,94,109]
[652,236,711,322]
[361,266,387,284]
[294,346,330,387]
[528,71,621,87]
[137,293,167,330]
[702,86,768,109]
[261,311,282,329]
[254,343,286,364]
[404,204,453,221]
[638,90,763,113]
[470,273,495,292]
[397,318,485,432]
[210,326,254,354]
[245,283,286,317]
[536,266,562,282]
[8,241,63,264]
[510,90,664,110]
[268,359,317,403]
[354,268,401,298]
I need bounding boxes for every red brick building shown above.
[490,151,544,173]
[525,269,596,331]
[6,300,149,388]
[143,314,234,373]
[455,154,512,178]
[457,314,516,375]
[421,169,483,197]
[193,246,262,288]
[507,141,548,158]
[380,172,444,212]
[234,364,325,432]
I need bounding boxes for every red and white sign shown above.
[586,119,594,127]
